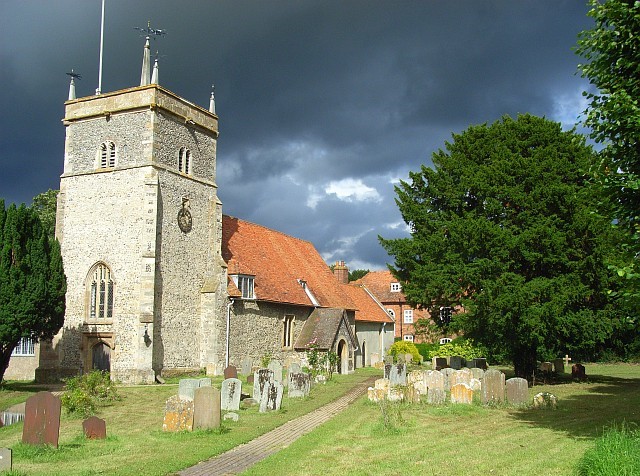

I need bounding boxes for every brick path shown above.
[179,376,375,476]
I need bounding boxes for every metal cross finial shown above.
[134,21,167,39]
[66,69,82,80]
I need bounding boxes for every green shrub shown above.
[427,338,486,361]
[414,343,439,361]
[387,341,421,363]
[575,422,640,475]
[61,370,120,418]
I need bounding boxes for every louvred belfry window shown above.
[100,141,116,168]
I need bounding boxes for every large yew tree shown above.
[380,115,621,380]
[0,200,66,381]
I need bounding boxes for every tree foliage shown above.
[576,0,640,305]
[0,200,66,381]
[348,269,369,282]
[31,189,59,239]
[380,115,622,380]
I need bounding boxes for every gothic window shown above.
[283,315,295,348]
[178,147,191,174]
[100,141,116,168]
[88,263,114,320]
[12,337,35,356]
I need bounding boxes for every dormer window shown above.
[231,274,255,299]
[178,147,191,174]
[390,282,401,292]
[100,141,116,168]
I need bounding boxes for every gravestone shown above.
[450,383,474,404]
[389,363,407,386]
[468,358,487,370]
[505,378,529,405]
[408,370,428,395]
[288,372,311,398]
[482,369,505,404]
[434,357,448,370]
[368,387,386,402]
[471,367,485,380]
[440,367,455,391]
[533,392,558,409]
[288,362,302,375]
[223,412,239,422]
[22,391,61,447]
[449,356,464,370]
[370,352,380,366]
[404,353,413,364]
[253,369,274,400]
[384,363,392,379]
[82,416,106,439]
[0,448,11,472]
[539,361,553,373]
[179,378,211,401]
[193,386,221,430]
[451,368,473,387]
[247,374,254,385]
[383,355,393,365]
[221,378,242,411]
[469,378,482,391]
[427,387,446,405]
[388,386,405,402]
[162,395,194,432]
[259,381,284,412]
[572,363,586,379]
[396,354,405,364]
[553,358,565,374]
[241,356,253,376]
[425,370,444,392]
[224,365,238,380]
[375,378,390,395]
[268,360,283,383]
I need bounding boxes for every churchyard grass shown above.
[0,369,377,475]
[242,363,640,476]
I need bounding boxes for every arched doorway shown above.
[361,341,366,368]
[337,339,349,374]
[92,342,111,372]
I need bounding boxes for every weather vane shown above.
[66,69,82,80]
[134,21,167,39]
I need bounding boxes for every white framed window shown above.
[404,335,414,342]
[100,141,116,168]
[12,338,35,356]
[439,337,452,345]
[390,282,401,292]
[232,274,255,299]
[283,315,295,348]
[178,147,191,174]
[387,309,395,318]
[439,306,452,324]
[88,263,114,320]
[403,309,413,324]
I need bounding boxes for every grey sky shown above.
[0,0,593,270]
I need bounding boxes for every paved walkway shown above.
[179,376,375,476]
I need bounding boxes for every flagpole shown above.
[96,0,105,95]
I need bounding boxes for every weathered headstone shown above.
[375,378,390,395]
[539,361,553,373]
[178,378,211,401]
[289,362,302,375]
[162,395,194,432]
[450,383,474,404]
[468,358,487,370]
[469,378,482,392]
[505,378,529,405]
[259,381,284,412]
[221,378,242,411]
[396,354,405,364]
[82,416,106,439]
[425,370,444,392]
[552,358,565,374]
[404,353,413,364]
[288,372,311,398]
[482,369,505,405]
[384,363,392,379]
[0,448,11,472]
[241,356,253,376]
[572,363,586,380]
[449,356,464,370]
[450,368,473,387]
[427,387,446,405]
[408,370,428,395]
[247,374,254,385]
[388,386,405,402]
[533,392,558,409]
[224,365,238,380]
[223,412,239,422]
[383,354,393,365]
[388,363,407,386]
[434,357,448,370]
[22,391,61,447]
[268,360,283,383]
[193,386,221,430]
[440,367,455,391]
[471,367,485,380]
[253,369,274,400]
[367,387,386,402]
[370,352,380,366]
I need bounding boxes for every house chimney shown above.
[333,260,349,284]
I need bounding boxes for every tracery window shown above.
[12,338,35,356]
[100,141,116,168]
[88,263,114,320]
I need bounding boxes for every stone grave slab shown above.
[572,363,586,379]
[221,378,242,411]
[553,358,564,374]
[253,369,274,400]
[367,387,386,402]
[427,387,446,405]
[449,356,464,370]
[408,370,428,395]
[450,383,474,404]
[224,365,238,380]
[0,448,11,472]
[162,395,194,432]
[193,386,221,430]
[440,367,455,391]
[388,386,405,402]
[533,392,558,409]
[450,368,473,387]
[241,356,253,376]
[404,353,413,364]
[471,367,485,380]
[374,378,390,395]
[434,357,448,370]
[22,391,61,447]
[370,352,380,366]
[469,378,482,391]
[82,416,106,439]
[506,378,529,405]
[259,381,284,412]
[482,369,505,405]
[288,372,311,398]
[425,370,444,392]
[268,360,283,383]
[178,378,211,401]
[388,363,407,386]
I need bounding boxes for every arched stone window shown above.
[100,141,116,168]
[87,263,114,320]
[178,147,191,174]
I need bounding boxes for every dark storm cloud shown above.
[0,0,593,269]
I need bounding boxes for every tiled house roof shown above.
[343,284,394,324]
[352,270,407,304]
[294,308,357,351]
[222,215,355,309]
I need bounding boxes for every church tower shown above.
[45,40,227,383]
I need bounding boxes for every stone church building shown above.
[25,39,395,384]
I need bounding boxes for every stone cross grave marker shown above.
[253,369,274,400]
[505,377,529,405]
[563,354,572,366]
[241,356,253,376]
[221,378,242,411]
[193,386,221,430]
[224,365,238,380]
[482,369,505,405]
[0,448,11,472]
[268,360,283,383]
[82,416,106,439]
[288,372,311,398]
[450,383,474,404]
[162,395,194,432]
[259,381,284,412]
[22,391,61,447]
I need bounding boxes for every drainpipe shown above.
[225,299,235,367]
[381,322,386,356]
